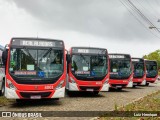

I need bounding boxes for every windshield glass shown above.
[9,48,63,79]
[133,62,144,78]
[71,54,108,77]
[146,62,158,78]
[110,59,131,79]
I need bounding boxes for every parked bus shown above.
[109,54,133,90]
[132,58,146,87]
[66,47,109,94]
[4,38,66,101]
[0,46,5,95]
[145,60,158,86]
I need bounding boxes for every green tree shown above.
[143,50,160,70]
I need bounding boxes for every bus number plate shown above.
[30,95,41,99]
[86,89,93,91]
[133,83,137,85]
[116,86,122,88]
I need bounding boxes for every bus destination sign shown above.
[109,54,130,59]
[72,48,106,54]
[11,39,63,48]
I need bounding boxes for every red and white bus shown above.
[132,58,146,87]
[66,47,109,94]
[145,60,158,86]
[108,54,133,90]
[4,38,66,101]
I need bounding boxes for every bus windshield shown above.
[146,62,158,78]
[9,48,63,79]
[110,59,131,79]
[133,62,144,78]
[71,54,108,78]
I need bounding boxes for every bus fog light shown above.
[55,80,64,90]
[70,77,76,83]
[7,79,17,90]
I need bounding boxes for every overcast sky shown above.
[0,0,160,57]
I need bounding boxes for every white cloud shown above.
[0,0,160,58]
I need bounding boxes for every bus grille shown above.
[111,84,127,87]
[20,92,51,98]
[79,86,100,91]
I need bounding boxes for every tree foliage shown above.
[143,50,160,69]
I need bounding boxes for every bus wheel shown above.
[93,91,99,95]
[0,80,5,96]
[67,91,73,96]
[53,98,59,100]
[16,99,23,104]
[145,82,149,86]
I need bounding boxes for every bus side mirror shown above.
[2,50,8,66]
[66,54,71,63]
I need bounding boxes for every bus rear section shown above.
[145,60,158,86]
[66,47,110,94]
[132,58,146,86]
[4,38,66,100]
[108,54,133,90]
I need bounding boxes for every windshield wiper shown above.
[80,54,89,65]
[23,46,36,63]
[39,48,52,61]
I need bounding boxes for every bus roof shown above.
[144,59,157,62]
[11,37,64,42]
[109,53,130,56]
[132,57,143,60]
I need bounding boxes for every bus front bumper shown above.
[146,78,157,83]
[5,87,65,99]
[68,82,109,92]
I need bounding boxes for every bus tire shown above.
[16,99,23,104]
[53,98,59,100]
[145,82,149,86]
[93,91,99,95]
[0,80,5,96]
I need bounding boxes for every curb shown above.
[90,89,160,120]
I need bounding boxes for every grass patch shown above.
[0,96,14,106]
[100,90,160,120]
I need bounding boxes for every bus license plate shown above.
[133,83,137,85]
[86,89,93,91]
[30,95,41,99]
[116,86,122,88]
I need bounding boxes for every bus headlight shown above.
[55,80,64,90]
[7,79,17,90]
[70,77,76,83]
